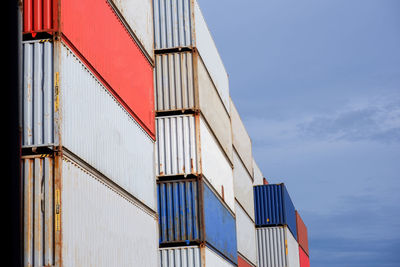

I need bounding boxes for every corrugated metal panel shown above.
[235,202,257,265]
[233,150,255,220]
[200,116,235,212]
[59,43,156,211]
[254,184,297,239]
[205,246,236,267]
[21,40,55,148]
[203,182,238,265]
[61,0,155,137]
[299,246,310,267]
[159,246,201,267]
[153,0,193,50]
[157,180,201,243]
[61,157,158,267]
[109,0,154,60]
[23,0,56,34]
[197,55,233,162]
[296,211,309,256]
[154,52,195,112]
[193,1,230,113]
[156,115,199,177]
[253,159,264,186]
[22,155,54,266]
[231,99,253,177]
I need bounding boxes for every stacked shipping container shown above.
[20,0,158,265]
[153,0,238,266]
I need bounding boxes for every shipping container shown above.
[23,0,155,138]
[156,114,235,212]
[254,184,297,239]
[296,211,309,256]
[157,179,237,265]
[231,99,253,177]
[299,246,310,267]
[235,202,257,266]
[253,159,264,186]
[256,226,300,267]
[159,245,236,267]
[153,0,230,115]
[154,51,233,162]
[238,254,256,267]
[233,149,255,220]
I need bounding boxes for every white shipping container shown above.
[256,226,300,267]
[253,159,264,186]
[109,0,154,61]
[235,201,257,266]
[231,99,253,177]
[58,42,156,211]
[62,156,159,267]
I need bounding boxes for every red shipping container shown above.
[296,211,309,256]
[299,245,310,267]
[238,255,254,267]
[23,0,155,139]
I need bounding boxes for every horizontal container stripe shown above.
[22,40,55,148]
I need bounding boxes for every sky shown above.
[198,0,400,266]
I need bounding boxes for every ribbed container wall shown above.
[296,211,309,256]
[299,246,310,267]
[254,184,297,239]
[159,246,201,267]
[156,115,199,177]
[235,202,257,266]
[60,42,156,211]
[62,157,159,267]
[23,0,56,34]
[256,226,300,267]
[22,156,54,267]
[21,40,55,148]
[157,180,201,243]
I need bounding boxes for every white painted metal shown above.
[59,42,156,211]
[231,99,253,177]
[253,159,264,186]
[21,40,55,148]
[256,226,300,267]
[204,246,235,267]
[156,115,199,176]
[199,115,235,213]
[110,0,154,60]
[22,156,54,267]
[159,246,201,267]
[233,149,255,220]
[235,201,257,266]
[61,157,159,267]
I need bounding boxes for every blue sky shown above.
[199,0,400,266]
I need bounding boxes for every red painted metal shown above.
[299,245,310,267]
[238,255,253,267]
[263,177,268,185]
[23,0,56,34]
[296,211,309,256]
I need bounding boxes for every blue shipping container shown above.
[157,179,238,265]
[253,184,297,239]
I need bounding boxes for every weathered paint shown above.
[233,149,255,220]
[299,245,310,267]
[22,155,54,267]
[296,211,309,256]
[254,184,297,239]
[253,159,264,186]
[231,99,253,177]
[21,40,55,148]
[235,202,257,266]
[61,156,158,267]
[159,246,202,267]
[256,226,300,267]
[157,179,237,265]
[59,42,156,211]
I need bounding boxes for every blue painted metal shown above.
[203,182,238,265]
[157,180,201,243]
[254,184,297,239]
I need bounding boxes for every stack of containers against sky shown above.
[254,184,301,267]
[153,0,238,266]
[20,0,159,265]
